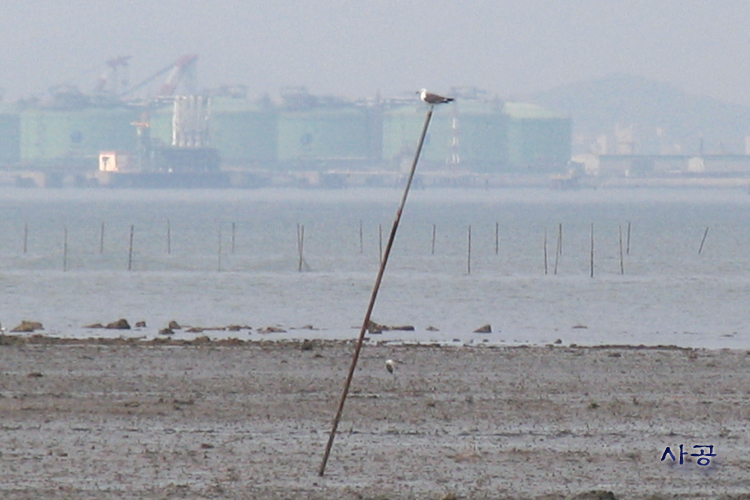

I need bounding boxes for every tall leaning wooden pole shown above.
[319,105,435,476]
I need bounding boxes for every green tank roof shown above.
[503,102,567,120]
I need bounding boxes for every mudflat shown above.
[0,337,748,500]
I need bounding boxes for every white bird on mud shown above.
[417,89,454,105]
[385,359,396,374]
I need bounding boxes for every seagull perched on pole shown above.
[418,89,454,105]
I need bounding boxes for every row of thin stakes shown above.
[358,219,641,277]
[23,220,238,272]
[20,220,711,275]
[357,220,709,277]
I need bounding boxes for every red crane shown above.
[158,54,198,97]
[119,54,198,98]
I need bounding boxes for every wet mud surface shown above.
[0,338,749,499]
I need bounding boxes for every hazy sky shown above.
[3,1,750,105]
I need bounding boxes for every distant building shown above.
[0,89,574,182]
[383,99,570,173]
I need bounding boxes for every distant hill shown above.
[526,74,750,156]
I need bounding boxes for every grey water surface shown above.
[2,186,749,349]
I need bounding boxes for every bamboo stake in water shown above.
[23,223,28,254]
[619,224,625,275]
[231,222,236,254]
[626,221,631,255]
[319,105,434,477]
[359,220,363,254]
[217,225,223,272]
[99,222,105,255]
[589,223,594,278]
[297,223,305,272]
[63,226,68,272]
[698,226,710,255]
[128,224,134,271]
[554,223,562,275]
[166,219,171,255]
[167,219,172,255]
[467,225,472,275]
[431,224,436,255]
[543,227,548,275]
[494,222,499,255]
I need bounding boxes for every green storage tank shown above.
[504,102,571,172]
[20,106,141,166]
[448,101,507,172]
[147,97,279,167]
[383,101,508,172]
[211,97,278,166]
[277,105,381,169]
[145,103,174,148]
[382,103,452,168]
[0,106,20,165]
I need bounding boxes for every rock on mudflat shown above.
[571,491,618,500]
[367,320,385,334]
[258,326,286,334]
[473,324,492,334]
[11,321,43,333]
[367,320,415,333]
[105,319,130,330]
[390,325,415,331]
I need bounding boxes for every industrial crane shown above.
[94,55,132,96]
[119,54,198,99]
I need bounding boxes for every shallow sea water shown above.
[2,186,750,348]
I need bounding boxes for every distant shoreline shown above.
[0,332,715,351]
[3,168,750,190]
